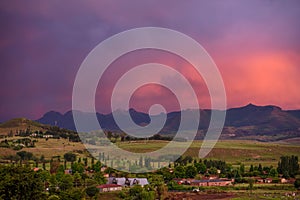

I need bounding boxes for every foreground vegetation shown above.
[0,149,299,200]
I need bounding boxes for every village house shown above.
[96,184,122,192]
[174,178,234,187]
[281,178,296,184]
[254,177,273,183]
[264,178,273,183]
[173,178,193,185]
[43,134,53,138]
[107,177,149,187]
[191,179,233,187]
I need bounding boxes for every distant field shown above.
[116,139,300,167]
[1,138,300,168]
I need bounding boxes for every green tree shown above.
[71,162,85,174]
[156,167,174,182]
[73,171,82,187]
[174,166,185,178]
[0,165,46,200]
[85,178,98,187]
[248,178,254,194]
[38,170,50,190]
[85,186,99,198]
[83,158,88,167]
[16,151,33,163]
[249,164,254,172]
[240,164,245,174]
[93,171,106,184]
[92,161,102,172]
[194,162,207,174]
[64,152,76,165]
[229,169,242,183]
[208,167,218,175]
[58,174,74,191]
[269,168,278,178]
[149,175,167,200]
[185,165,197,178]
[277,155,299,178]
[129,185,155,200]
[49,174,58,194]
[258,164,263,174]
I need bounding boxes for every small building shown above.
[281,178,295,184]
[281,178,288,183]
[254,177,273,184]
[107,177,149,187]
[264,178,273,183]
[97,184,122,192]
[256,178,264,183]
[191,180,209,187]
[33,167,40,172]
[207,179,232,186]
[43,135,53,138]
[100,166,107,172]
[64,169,72,174]
[190,179,233,187]
[173,178,193,185]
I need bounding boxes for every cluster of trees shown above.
[12,125,81,142]
[277,155,299,178]
[156,155,300,185]
[0,138,36,150]
[0,152,169,200]
[0,165,46,199]
[0,155,108,199]
[103,131,186,143]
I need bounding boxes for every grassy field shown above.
[116,139,300,167]
[0,137,87,160]
[1,137,300,168]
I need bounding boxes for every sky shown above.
[0,0,300,121]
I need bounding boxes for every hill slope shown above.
[36,104,300,141]
[0,118,48,135]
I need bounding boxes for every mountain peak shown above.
[42,111,63,118]
[245,103,257,107]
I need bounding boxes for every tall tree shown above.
[277,155,299,178]
[185,166,197,178]
[64,152,76,165]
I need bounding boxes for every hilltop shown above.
[0,118,48,135]
[0,118,79,142]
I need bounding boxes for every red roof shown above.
[97,184,122,189]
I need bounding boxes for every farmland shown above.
[1,137,300,169]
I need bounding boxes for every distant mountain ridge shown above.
[36,104,300,141]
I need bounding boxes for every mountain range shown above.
[36,104,300,141]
